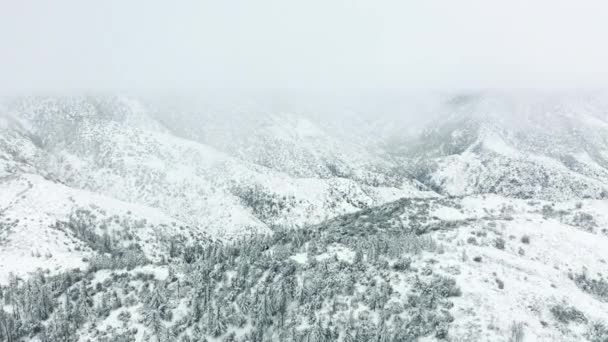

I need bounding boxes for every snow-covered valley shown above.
[1,94,608,341]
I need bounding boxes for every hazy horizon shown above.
[2,1,608,95]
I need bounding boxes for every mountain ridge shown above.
[1,93,608,341]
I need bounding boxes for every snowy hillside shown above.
[2,192,608,341]
[2,96,432,238]
[399,93,608,200]
[1,93,608,342]
[0,95,432,281]
[0,173,210,283]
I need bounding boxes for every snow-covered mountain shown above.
[3,93,608,274]
[397,93,608,200]
[1,93,608,342]
[0,95,434,278]
[0,173,209,284]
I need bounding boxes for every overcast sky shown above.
[1,0,608,95]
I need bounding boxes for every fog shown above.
[1,0,608,95]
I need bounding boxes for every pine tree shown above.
[307,321,325,342]
[354,249,363,264]
[0,309,17,342]
[191,322,206,341]
[257,289,273,327]
[147,284,167,311]
[110,290,122,310]
[144,309,164,342]
[63,295,73,318]
[73,293,90,327]
[49,307,73,342]
[342,328,355,342]
[275,282,288,327]
[211,306,226,337]
[375,321,390,342]
[162,325,177,342]
[192,294,202,322]
[223,332,237,342]
[96,292,111,318]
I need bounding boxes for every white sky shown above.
[1,0,608,94]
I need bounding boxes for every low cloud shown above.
[1,0,607,95]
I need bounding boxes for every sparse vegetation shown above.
[4,80,608,342]
[586,321,608,342]
[573,271,608,302]
[570,212,597,231]
[494,237,506,250]
[495,278,505,290]
[231,184,298,221]
[0,205,461,342]
[392,256,412,271]
[550,303,587,324]
[508,321,525,342]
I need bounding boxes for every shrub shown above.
[494,238,506,250]
[571,212,597,231]
[118,310,132,325]
[573,271,608,302]
[435,321,449,339]
[520,235,530,244]
[392,257,412,271]
[508,321,525,342]
[550,303,587,324]
[88,249,148,272]
[586,321,608,342]
[429,275,462,298]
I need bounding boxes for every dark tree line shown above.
[2,201,464,341]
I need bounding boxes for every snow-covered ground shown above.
[424,196,608,341]
[2,94,608,341]
[0,173,203,283]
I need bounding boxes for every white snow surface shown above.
[0,173,200,283]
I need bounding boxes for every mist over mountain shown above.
[3,1,608,340]
[1,92,608,341]
[0,92,608,341]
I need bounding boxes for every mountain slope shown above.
[2,96,433,239]
[2,192,608,341]
[398,93,608,200]
[0,173,210,283]
[1,93,608,341]
[0,96,437,282]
